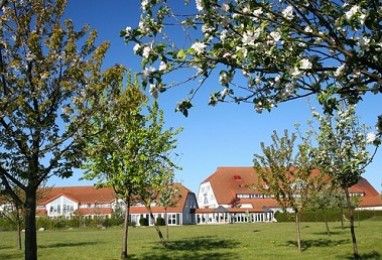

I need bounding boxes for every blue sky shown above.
[48,0,382,193]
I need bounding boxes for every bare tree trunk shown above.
[295,211,302,252]
[165,208,169,241]
[147,206,166,245]
[344,188,359,259]
[16,208,22,250]
[24,187,37,260]
[323,210,330,236]
[120,199,130,260]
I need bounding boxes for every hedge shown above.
[274,209,382,222]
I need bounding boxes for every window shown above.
[168,214,178,225]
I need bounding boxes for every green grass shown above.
[0,221,381,259]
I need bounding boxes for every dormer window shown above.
[233,175,242,181]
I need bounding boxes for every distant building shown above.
[34,183,198,226]
[36,186,116,218]
[195,167,382,224]
[129,183,198,226]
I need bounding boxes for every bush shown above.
[139,217,149,226]
[0,217,17,231]
[274,209,382,222]
[156,217,165,226]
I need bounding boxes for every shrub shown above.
[156,217,165,226]
[274,209,382,222]
[139,217,149,226]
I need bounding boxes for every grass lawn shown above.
[0,220,381,259]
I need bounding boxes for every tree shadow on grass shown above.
[312,231,342,236]
[336,251,381,260]
[144,236,237,260]
[284,238,349,252]
[0,252,24,260]
[38,241,100,249]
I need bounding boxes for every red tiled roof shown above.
[202,167,259,205]
[129,183,196,214]
[37,186,116,206]
[203,167,382,209]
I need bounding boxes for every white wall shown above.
[46,196,78,217]
[197,182,218,209]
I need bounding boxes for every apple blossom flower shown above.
[304,26,313,33]
[345,5,359,21]
[334,64,346,77]
[253,8,263,17]
[141,0,149,11]
[191,41,206,55]
[142,46,151,59]
[159,61,168,71]
[222,3,229,12]
[125,26,132,37]
[195,0,203,11]
[242,29,260,46]
[142,66,156,82]
[270,31,281,42]
[300,59,312,70]
[282,6,294,20]
[366,132,376,144]
[133,43,141,54]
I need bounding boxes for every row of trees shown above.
[254,104,380,253]
[0,1,182,260]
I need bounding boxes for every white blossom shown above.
[141,0,149,11]
[149,84,158,98]
[334,64,346,77]
[219,71,230,86]
[133,43,141,54]
[282,6,294,20]
[304,26,313,33]
[222,3,230,12]
[253,8,263,17]
[142,66,156,81]
[290,67,302,77]
[366,132,376,144]
[159,61,168,71]
[195,0,203,11]
[242,29,260,46]
[191,41,206,55]
[125,26,132,37]
[220,30,228,41]
[270,31,281,42]
[345,5,359,21]
[359,36,370,50]
[300,59,312,70]
[142,46,151,59]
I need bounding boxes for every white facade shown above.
[45,196,78,218]
[197,182,218,208]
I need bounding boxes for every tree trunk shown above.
[120,199,130,260]
[24,187,37,260]
[14,204,23,250]
[165,208,169,241]
[295,211,302,252]
[344,188,359,259]
[147,207,166,245]
[323,210,330,236]
[17,215,22,250]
